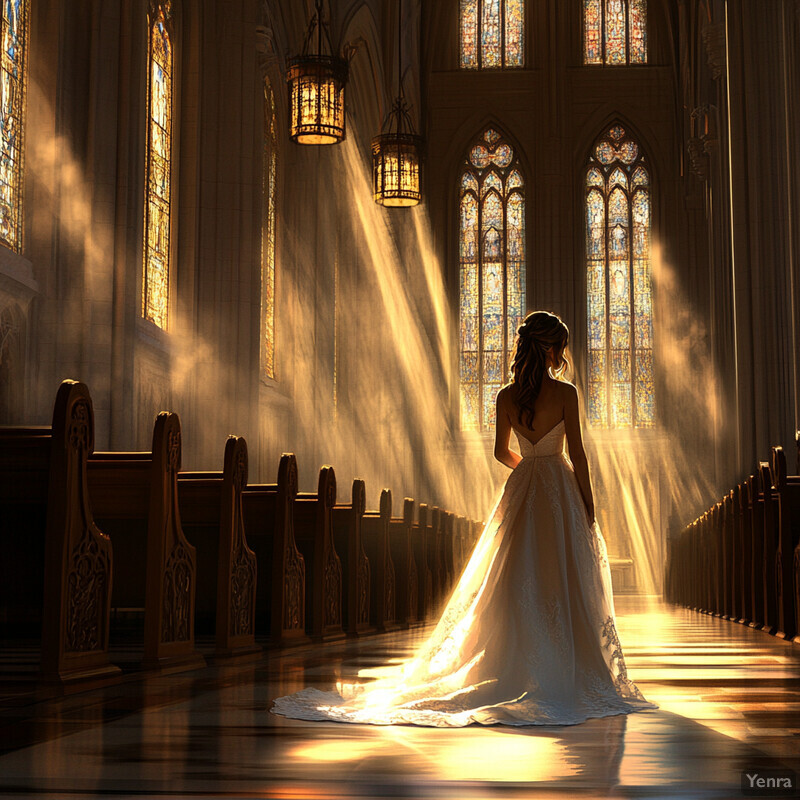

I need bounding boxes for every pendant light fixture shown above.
[372,0,423,207]
[287,0,348,145]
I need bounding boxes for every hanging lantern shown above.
[372,0,423,207]
[372,100,422,207]
[287,1,348,145]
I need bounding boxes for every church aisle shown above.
[0,597,798,799]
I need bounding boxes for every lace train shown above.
[271,422,658,727]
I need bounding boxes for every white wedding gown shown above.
[271,420,658,726]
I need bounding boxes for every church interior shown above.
[1,0,799,797]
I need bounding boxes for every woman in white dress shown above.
[271,311,657,727]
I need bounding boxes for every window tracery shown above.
[143,1,174,330]
[584,0,646,65]
[460,0,524,69]
[0,0,30,252]
[459,128,526,432]
[585,124,654,428]
[262,80,277,380]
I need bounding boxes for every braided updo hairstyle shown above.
[510,311,570,430]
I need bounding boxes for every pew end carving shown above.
[293,466,344,642]
[412,503,434,622]
[389,497,420,628]
[362,489,397,631]
[0,380,121,688]
[177,436,260,661]
[331,479,373,637]
[772,447,800,641]
[243,453,308,645]
[88,411,205,673]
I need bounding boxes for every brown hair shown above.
[510,311,570,429]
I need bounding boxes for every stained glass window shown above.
[586,124,654,428]
[583,0,647,65]
[459,128,526,432]
[262,80,277,380]
[143,2,174,330]
[0,0,29,252]
[460,0,524,69]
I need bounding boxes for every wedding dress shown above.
[271,420,658,727]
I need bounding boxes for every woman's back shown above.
[499,377,569,447]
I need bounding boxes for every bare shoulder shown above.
[496,383,515,404]
[553,378,579,401]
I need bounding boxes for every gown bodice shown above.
[515,419,566,459]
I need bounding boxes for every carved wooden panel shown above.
[361,488,396,631]
[772,447,799,640]
[218,436,258,653]
[758,464,779,634]
[353,480,370,628]
[320,467,342,630]
[151,412,197,653]
[40,381,119,683]
[279,454,305,633]
[381,490,396,624]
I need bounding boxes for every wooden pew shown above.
[723,491,737,620]
[714,500,728,618]
[88,412,204,672]
[441,512,455,595]
[389,497,419,628]
[731,484,748,623]
[683,520,697,608]
[430,507,446,608]
[412,503,433,622]
[701,512,713,614]
[772,447,800,640]
[178,437,260,659]
[743,475,763,629]
[453,515,466,578]
[795,431,800,644]
[361,489,397,631]
[293,466,344,641]
[690,518,701,610]
[0,380,120,686]
[711,502,723,616]
[739,481,755,625]
[242,453,307,645]
[331,479,372,636]
[758,462,780,635]
[674,525,688,607]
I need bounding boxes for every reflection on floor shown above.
[0,596,799,799]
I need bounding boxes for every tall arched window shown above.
[460,0,524,69]
[261,79,277,380]
[459,128,526,432]
[0,0,30,252]
[584,0,646,65]
[143,2,174,331]
[585,124,654,428]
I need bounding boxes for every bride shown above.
[271,310,658,727]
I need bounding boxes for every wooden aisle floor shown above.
[0,596,798,799]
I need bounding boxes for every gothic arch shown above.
[582,121,656,429]
[574,112,663,189]
[447,115,533,209]
[456,125,528,432]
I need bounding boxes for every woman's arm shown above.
[563,383,595,524]
[494,389,521,470]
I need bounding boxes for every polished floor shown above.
[0,597,799,799]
